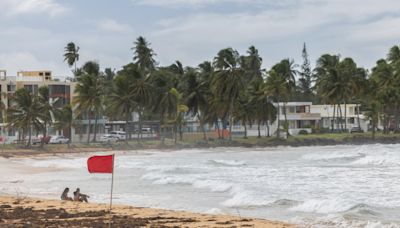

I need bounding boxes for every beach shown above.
[0,196,292,227]
[2,144,400,227]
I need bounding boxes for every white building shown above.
[311,104,368,132]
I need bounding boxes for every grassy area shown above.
[2,132,400,154]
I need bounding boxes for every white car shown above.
[49,135,70,144]
[108,131,126,140]
[99,134,119,143]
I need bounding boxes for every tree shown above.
[106,72,137,142]
[7,88,44,147]
[132,36,156,74]
[242,46,263,83]
[265,69,286,138]
[74,61,104,143]
[54,104,74,147]
[298,43,313,101]
[370,59,397,133]
[182,67,209,140]
[150,68,177,143]
[249,79,277,137]
[212,48,245,141]
[270,59,297,136]
[37,86,56,146]
[63,42,80,76]
[314,54,341,131]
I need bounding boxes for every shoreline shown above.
[0,195,294,227]
[1,134,400,158]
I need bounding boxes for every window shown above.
[39,72,44,76]
[24,85,39,94]
[45,72,51,76]
[7,84,16,92]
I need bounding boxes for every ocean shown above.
[1,144,400,227]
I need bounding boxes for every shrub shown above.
[298,130,309,135]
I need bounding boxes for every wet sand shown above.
[0,196,294,227]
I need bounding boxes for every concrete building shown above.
[311,104,368,131]
[0,70,74,143]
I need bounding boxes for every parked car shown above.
[49,135,70,144]
[32,135,51,145]
[99,134,119,143]
[108,131,126,140]
[350,126,363,133]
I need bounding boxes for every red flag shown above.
[87,155,114,173]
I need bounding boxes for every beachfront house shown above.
[311,104,368,132]
[229,102,321,137]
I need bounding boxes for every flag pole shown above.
[109,154,115,227]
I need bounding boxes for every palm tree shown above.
[265,69,286,138]
[370,59,396,133]
[233,94,252,138]
[7,88,44,147]
[242,46,263,83]
[270,59,297,136]
[63,42,80,76]
[54,104,74,147]
[182,67,210,140]
[74,61,103,143]
[106,73,137,142]
[249,79,277,137]
[212,48,245,141]
[169,88,189,143]
[131,70,153,139]
[150,68,176,143]
[132,36,156,74]
[37,86,57,147]
[314,54,341,131]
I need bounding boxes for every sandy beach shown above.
[0,196,294,227]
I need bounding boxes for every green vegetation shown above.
[4,38,400,148]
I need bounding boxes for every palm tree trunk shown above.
[266,121,270,137]
[372,118,376,139]
[336,104,340,130]
[257,121,261,138]
[160,114,165,144]
[40,121,47,148]
[244,122,248,139]
[344,101,347,131]
[87,113,91,144]
[125,117,129,144]
[93,113,98,142]
[216,120,221,139]
[283,102,289,137]
[139,107,143,139]
[229,99,233,141]
[174,122,178,144]
[276,101,281,138]
[338,104,344,131]
[332,104,336,132]
[395,105,400,132]
[357,103,361,129]
[27,123,32,147]
[200,117,207,141]
[179,124,183,141]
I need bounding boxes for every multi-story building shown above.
[311,104,368,131]
[0,70,75,142]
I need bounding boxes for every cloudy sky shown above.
[1,0,400,77]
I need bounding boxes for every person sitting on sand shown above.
[73,188,89,203]
[61,187,73,201]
